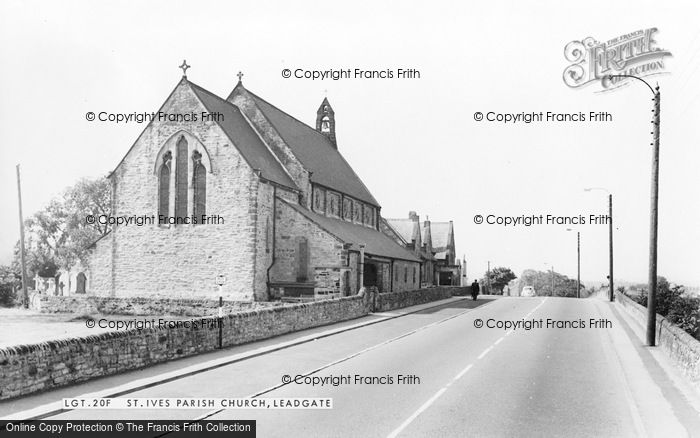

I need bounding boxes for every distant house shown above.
[382,212,462,286]
[429,220,461,285]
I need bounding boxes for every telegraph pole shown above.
[605,74,661,346]
[551,266,555,296]
[647,86,661,346]
[487,261,491,295]
[577,231,581,299]
[16,165,29,308]
[609,194,614,302]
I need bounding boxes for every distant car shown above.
[521,286,536,297]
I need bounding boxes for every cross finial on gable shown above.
[179,60,191,78]
[237,71,244,83]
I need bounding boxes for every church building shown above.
[84,64,421,301]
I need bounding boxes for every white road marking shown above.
[192,303,486,422]
[385,297,550,436]
[387,388,448,438]
[453,364,473,381]
[477,346,493,360]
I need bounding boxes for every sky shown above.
[1,0,699,288]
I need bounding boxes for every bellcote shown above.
[316,97,336,148]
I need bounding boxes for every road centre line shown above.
[477,346,493,360]
[386,297,549,437]
[190,302,491,424]
[9,297,492,421]
[386,388,447,438]
[453,364,473,381]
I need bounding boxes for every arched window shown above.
[175,136,188,221]
[159,151,172,218]
[192,150,206,221]
[296,238,309,282]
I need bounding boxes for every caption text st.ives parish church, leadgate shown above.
[81,65,462,301]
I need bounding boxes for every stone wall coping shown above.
[615,291,700,387]
[616,292,700,355]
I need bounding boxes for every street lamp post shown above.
[585,188,614,302]
[607,74,660,347]
[566,229,581,298]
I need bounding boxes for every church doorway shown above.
[363,263,378,288]
[439,271,453,286]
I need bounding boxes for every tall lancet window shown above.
[192,150,206,221]
[175,136,188,221]
[158,151,172,219]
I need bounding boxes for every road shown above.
[21,296,700,436]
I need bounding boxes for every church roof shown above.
[244,90,380,207]
[429,221,453,258]
[282,200,420,262]
[384,219,418,244]
[189,82,297,190]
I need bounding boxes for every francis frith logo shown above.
[563,28,672,91]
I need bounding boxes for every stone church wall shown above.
[87,82,260,300]
[271,201,345,286]
[392,259,421,292]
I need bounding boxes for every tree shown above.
[631,276,700,340]
[0,265,19,307]
[511,269,582,297]
[12,176,111,277]
[482,267,517,295]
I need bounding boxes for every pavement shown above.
[2,295,700,437]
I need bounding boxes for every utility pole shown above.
[16,165,29,309]
[577,231,581,299]
[584,188,614,302]
[566,228,581,298]
[551,266,555,296]
[604,74,661,346]
[609,194,614,302]
[487,261,491,295]
[647,86,661,346]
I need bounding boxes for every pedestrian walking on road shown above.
[471,280,480,301]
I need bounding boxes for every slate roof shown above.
[245,90,380,207]
[429,222,451,249]
[385,219,418,244]
[429,222,452,259]
[282,200,420,262]
[189,82,297,190]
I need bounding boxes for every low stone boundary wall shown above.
[375,286,468,312]
[615,291,700,390]
[0,296,368,400]
[37,295,284,317]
